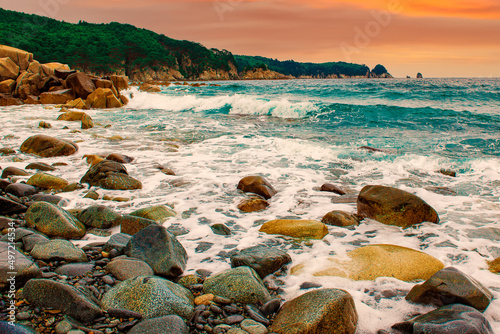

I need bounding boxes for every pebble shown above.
[55,319,74,334]
[16,311,31,320]
[101,275,114,285]
[225,315,244,325]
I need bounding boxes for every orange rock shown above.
[39,89,75,105]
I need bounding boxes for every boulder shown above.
[39,89,75,105]
[54,69,76,80]
[55,263,95,277]
[5,183,38,197]
[291,244,444,281]
[230,245,291,278]
[105,258,154,281]
[86,87,123,108]
[392,304,493,334]
[27,60,43,76]
[0,57,20,80]
[0,242,42,289]
[41,62,70,77]
[203,266,271,304]
[103,233,131,254]
[101,276,194,319]
[128,315,188,334]
[270,289,358,334]
[110,75,129,91]
[23,278,102,323]
[80,160,142,190]
[406,267,493,311]
[357,185,439,228]
[77,205,122,229]
[129,205,176,223]
[94,79,119,97]
[106,153,134,164]
[119,215,158,235]
[1,166,30,178]
[322,211,360,227]
[320,183,347,195]
[31,239,88,263]
[259,219,328,239]
[237,176,277,199]
[0,93,22,106]
[64,97,87,109]
[488,257,500,273]
[21,135,78,157]
[0,45,33,71]
[237,197,269,213]
[23,95,40,104]
[57,110,94,129]
[66,72,96,99]
[0,79,16,94]
[37,75,63,92]
[25,201,86,239]
[139,83,161,92]
[26,172,69,190]
[25,162,56,172]
[0,195,27,215]
[124,225,187,277]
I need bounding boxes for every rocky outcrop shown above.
[241,68,291,80]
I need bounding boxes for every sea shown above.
[1,78,500,332]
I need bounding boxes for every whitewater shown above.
[1,78,499,332]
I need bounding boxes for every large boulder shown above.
[259,219,328,239]
[26,172,69,190]
[237,176,277,199]
[0,242,42,289]
[39,88,75,105]
[86,87,123,109]
[101,276,194,319]
[270,289,358,334]
[105,258,154,281]
[230,245,291,278]
[77,205,122,229]
[124,225,187,277]
[203,266,271,304]
[357,185,439,228]
[20,135,78,157]
[0,57,19,80]
[57,110,94,129]
[0,45,33,71]
[110,75,129,91]
[23,278,102,323]
[406,267,493,311]
[80,160,142,190]
[25,201,86,239]
[31,239,88,263]
[0,79,16,94]
[291,244,444,281]
[65,72,96,99]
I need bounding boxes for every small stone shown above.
[320,183,346,195]
[237,197,269,213]
[259,298,281,317]
[211,224,231,236]
[195,293,215,305]
[237,176,277,199]
[300,282,322,289]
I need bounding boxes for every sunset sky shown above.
[2,0,499,77]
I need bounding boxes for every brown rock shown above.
[1,166,30,178]
[237,197,269,212]
[489,258,500,273]
[39,89,75,105]
[83,154,105,166]
[64,98,87,109]
[320,183,347,195]
[237,176,277,199]
[0,93,22,106]
[24,95,40,104]
[322,211,360,227]
[86,88,119,108]
[0,45,33,71]
[27,172,69,190]
[139,83,161,92]
[57,110,93,129]
[106,153,134,164]
[260,219,328,239]
[0,79,16,94]
[37,75,63,93]
[38,121,52,129]
[94,79,119,98]
[106,93,123,108]
[54,69,76,80]
[20,135,78,157]
[41,62,70,77]
[0,57,20,81]
[27,60,43,76]
[66,72,96,99]
[110,75,129,91]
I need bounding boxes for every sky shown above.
[1,0,499,77]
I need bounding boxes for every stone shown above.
[119,215,158,235]
[0,322,38,334]
[0,241,42,289]
[237,176,277,199]
[241,319,269,334]
[203,266,271,304]
[0,57,20,80]
[291,244,444,281]
[26,172,69,190]
[77,205,122,229]
[5,183,38,197]
[23,278,102,323]
[139,83,161,92]
[110,75,129,91]
[102,276,194,319]
[0,45,33,70]
[489,257,500,273]
[23,95,40,104]
[128,315,188,334]
[106,153,134,164]
[86,87,122,108]
[321,211,360,227]
[31,194,66,206]
[0,93,22,106]
[237,197,269,213]
[103,233,132,254]
[39,89,76,104]
[107,93,123,108]
[211,223,231,236]
[0,195,27,215]
[0,147,15,156]
[65,72,96,99]
[270,288,358,334]
[259,219,328,239]
[57,111,94,129]
[42,62,70,76]
[31,239,88,263]
[16,228,49,252]
[80,160,142,190]
[105,258,154,281]
[25,162,56,172]
[357,185,439,228]
[392,304,493,334]
[55,263,94,277]
[0,79,16,94]
[54,69,76,80]
[25,201,86,239]
[438,169,456,177]
[20,135,78,157]
[129,205,176,223]
[405,267,493,311]
[320,183,347,195]
[38,121,52,128]
[62,182,85,192]
[124,225,187,277]
[230,245,291,278]
[2,166,30,178]
[64,97,87,109]
[194,293,215,305]
[94,79,119,97]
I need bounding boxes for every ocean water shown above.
[1,78,500,332]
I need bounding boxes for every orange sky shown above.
[2,0,499,77]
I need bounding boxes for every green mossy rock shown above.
[77,205,122,229]
[26,172,69,190]
[31,239,88,263]
[129,205,176,223]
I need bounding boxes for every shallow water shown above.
[1,78,500,332]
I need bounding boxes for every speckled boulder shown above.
[270,288,358,334]
[20,135,78,157]
[406,267,493,311]
[291,244,444,281]
[321,211,360,227]
[259,219,328,239]
[31,239,88,263]
[203,266,271,304]
[77,205,122,229]
[106,258,154,281]
[80,160,142,190]
[237,176,277,199]
[102,276,194,319]
[230,245,291,279]
[26,172,69,190]
[0,242,42,289]
[129,205,176,223]
[23,278,102,323]
[25,201,86,239]
[128,315,188,334]
[119,215,158,236]
[124,225,187,277]
[357,185,439,228]
[392,304,494,334]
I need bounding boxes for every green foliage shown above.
[235,55,373,77]
[0,8,236,78]
[372,64,388,76]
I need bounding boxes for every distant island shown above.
[0,8,392,81]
